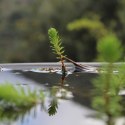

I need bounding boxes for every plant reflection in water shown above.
[0,105,35,122]
[48,85,73,116]
[0,72,73,123]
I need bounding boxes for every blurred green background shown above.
[0,0,125,62]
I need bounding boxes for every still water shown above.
[0,65,124,125]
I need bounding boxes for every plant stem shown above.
[63,56,94,70]
[104,63,113,125]
[60,56,67,85]
[60,55,66,73]
[64,56,83,67]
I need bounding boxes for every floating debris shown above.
[0,68,12,72]
[55,88,74,99]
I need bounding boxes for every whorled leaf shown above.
[97,34,122,62]
[48,28,65,58]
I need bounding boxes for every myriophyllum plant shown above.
[92,34,123,125]
[97,34,122,63]
[48,28,66,75]
[48,27,91,75]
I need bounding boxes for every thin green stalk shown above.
[104,63,113,125]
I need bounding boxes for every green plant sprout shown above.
[48,28,67,76]
[92,34,124,125]
[48,27,93,75]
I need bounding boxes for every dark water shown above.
[0,69,108,125]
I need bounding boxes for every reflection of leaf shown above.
[48,99,58,116]
[0,105,33,122]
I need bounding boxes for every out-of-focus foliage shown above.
[97,34,122,62]
[92,36,124,125]
[0,82,39,108]
[67,18,108,38]
[0,0,124,62]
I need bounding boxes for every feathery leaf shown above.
[48,28,65,58]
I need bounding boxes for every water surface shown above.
[0,63,121,125]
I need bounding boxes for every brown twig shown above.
[63,56,92,70]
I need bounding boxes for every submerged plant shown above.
[92,34,123,125]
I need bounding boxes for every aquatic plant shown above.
[48,28,66,75]
[0,83,44,110]
[92,34,124,125]
[48,27,92,76]
[67,18,108,38]
[97,34,122,62]
[0,81,66,118]
[0,82,62,120]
